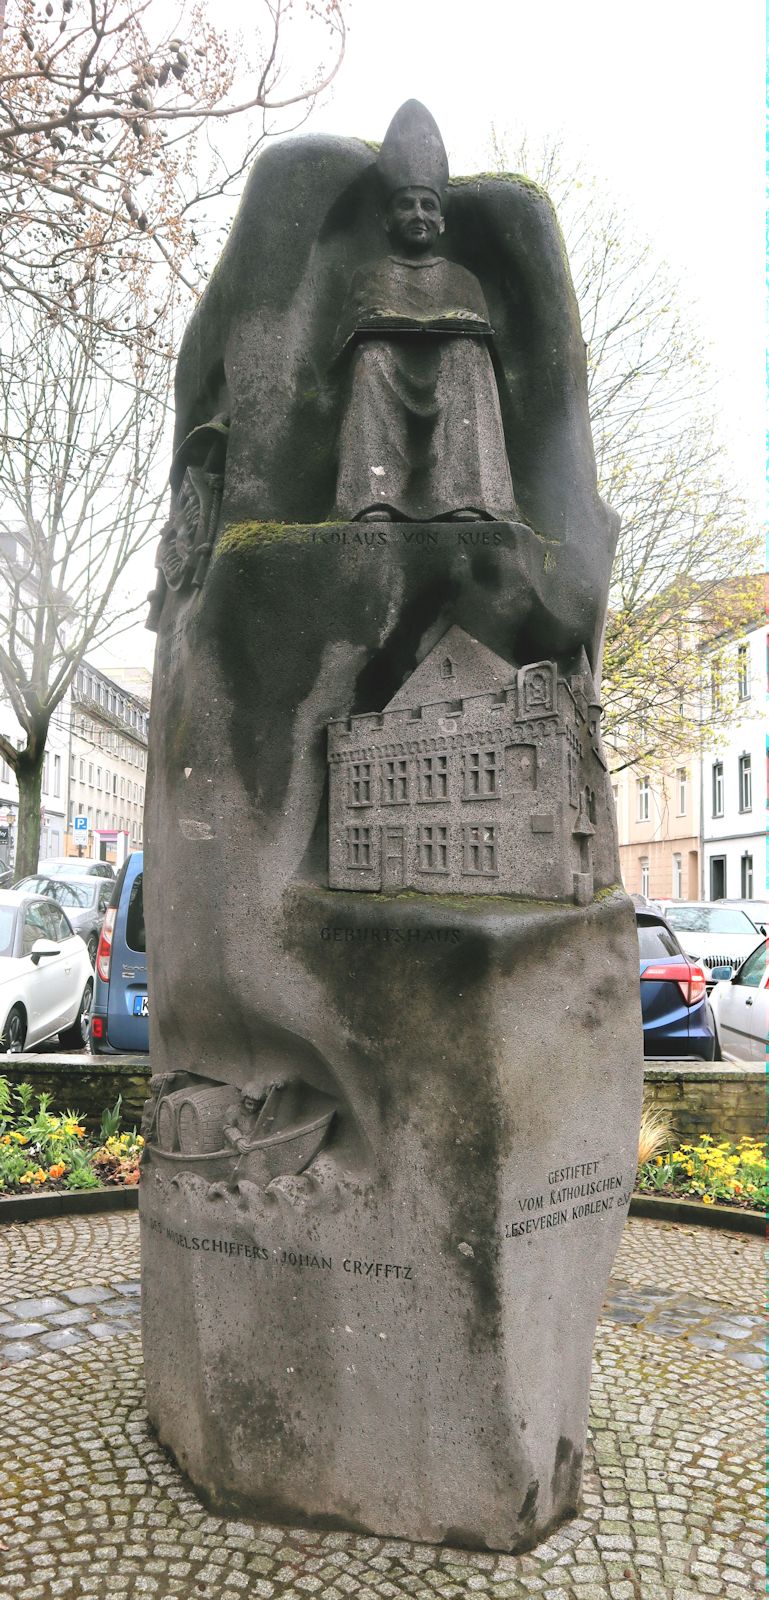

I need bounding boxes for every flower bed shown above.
[637,1134,767,1211]
[0,1075,142,1195]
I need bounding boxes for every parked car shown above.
[715,899,769,935]
[636,909,715,1059]
[709,940,767,1062]
[0,889,93,1052]
[39,857,115,880]
[662,902,763,984]
[90,851,147,1053]
[13,874,113,965]
[0,857,13,889]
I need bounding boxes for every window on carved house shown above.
[346,825,372,869]
[465,749,500,799]
[463,824,498,875]
[418,824,449,872]
[419,753,448,800]
[349,761,372,806]
[382,757,408,803]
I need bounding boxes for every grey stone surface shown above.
[63,1286,115,1306]
[0,1211,763,1600]
[0,1321,46,1339]
[141,99,641,1553]
[6,1296,67,1318]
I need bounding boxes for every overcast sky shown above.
[98,0,763,672]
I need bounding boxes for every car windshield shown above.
[16,876,92,909]
[666,907,756,936]
[0,907,16,957]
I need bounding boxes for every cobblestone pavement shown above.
[0,1214,763,1599]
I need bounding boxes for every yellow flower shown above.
[655,1155,663,1166]
[702,1194,714,1206]
[1,1134,9,1145]
[33,1167,47,1183]
[136,1135,144,1146]
[19,1172,33,1185]
[686,1162,694,1176]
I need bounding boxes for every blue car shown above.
[90,851,148,1053]
[637,909,715,1060]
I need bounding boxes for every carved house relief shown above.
[327,627,606,904]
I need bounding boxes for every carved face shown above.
[385,186,445,254]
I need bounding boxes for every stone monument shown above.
[142,100,643,1553]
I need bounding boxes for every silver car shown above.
[13,874,113,965]
[709,940,767,1062]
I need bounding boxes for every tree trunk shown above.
[15,735,46,878]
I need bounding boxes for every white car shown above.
[709,940,767,1062]
[663,902,764,983]
[0,890,94,1053]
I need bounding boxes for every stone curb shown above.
[0,1186,139,1223]
[629,1192,765,1236]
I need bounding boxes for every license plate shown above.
[133,995,149,1017]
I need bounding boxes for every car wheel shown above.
[86,934,98,966]
[3,1005,26,1054]
[59,980,94,1051]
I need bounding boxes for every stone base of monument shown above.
[140,889,642,1553]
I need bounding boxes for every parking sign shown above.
[73,814,89,836]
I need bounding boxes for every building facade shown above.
[702,621,766,901]
[66,663,149,863]
[328,627,604,903]
[613,760,700,902]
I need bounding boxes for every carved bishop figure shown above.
[334,100,518,523]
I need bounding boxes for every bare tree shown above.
[0,0,347,872]
[0,286,166,873]
[0,0,346,348]
[490,135,759,772]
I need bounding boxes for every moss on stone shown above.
[215,521,348,558]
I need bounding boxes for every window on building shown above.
[79,759,85,781]
[419,753,449,801]
[440,657,455,680]
[53,754,61,798]
[710,657,722,714]
[112,813,117,829]
[463,824,498,876]
[636,777,650,822]
[346,825,372,869]
[418,824,449,872]
[140,787,144,805]
[96,766,101,789]
[611,783,618,808]
[96,808,101,828]
[737,643,750,700]
[1,757,9,782]
[640,857,650,898]
[69,754,76,781]
[672,853,682,899]
[465,749,500,799]
[741,853,754,898]
[119,776,125,799]
[711,761,723,817]
[676,768,687,816]
[349,761,372,806]
[88,763,94,787]
[382,758,408,803]
[41,752,49,791]
[738,754,752,812]
[113,774,117,795]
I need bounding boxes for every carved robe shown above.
[334,255,517,522]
